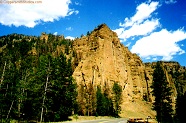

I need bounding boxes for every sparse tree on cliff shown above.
[151,61,173,123]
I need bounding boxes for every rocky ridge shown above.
[71,24,186,117]
[73,24,148,101]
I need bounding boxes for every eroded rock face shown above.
[40,32,48,41]
[72,24,150,104]
[72,24,185,115]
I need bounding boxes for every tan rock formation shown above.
[73,24,150,106]
[71,24,185,117]
[40,32,48,41]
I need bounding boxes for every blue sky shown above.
[0,0,186,66]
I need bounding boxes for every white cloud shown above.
[114,1,160,41]
[68,10,79,16]
[131,29,186,61]
[153,57,157,61]
[114,1,186,61]
[75,2,81,6]
[145,57,151,60]
[118,19,160,39]
[65,36,75,40]
[165,0,177,4]
[74,10,79,15]
[0,0,77,27]
[66,27,73,31]
[126,42,131,47]
[113,28,123,37]
[53,32,58,35]
[119,1,159,27]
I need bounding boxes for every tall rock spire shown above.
[72,23,148,103]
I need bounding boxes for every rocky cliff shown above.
[73,24,148,101]
[71,24,186,117]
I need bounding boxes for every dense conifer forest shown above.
[0,34,77,122]
[0,33,122,122]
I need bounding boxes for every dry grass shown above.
[120,100,157,123]
[67,100,158,122]
[68,115,114,121]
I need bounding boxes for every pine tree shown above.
[0,34,77,122]
[174,71,186,123]
[0,60,19,122]
[151,61,173,123]
[49,54,77,121]
[96,86,115,116]
[0,37,36,122]
[175,92,186,123]
[112,82,122,117]
[86,83,96,116]
[96,86,103,115]
[77,83,86,115]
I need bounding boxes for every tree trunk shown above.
[18,98,21,119]
[18,70,29,120]
[40,72,49,122]
[6,100,14,121]
[0,61,7,87]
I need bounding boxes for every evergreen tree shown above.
[0,34,77,122]
[174,71,186,123]
[48,54,77,121]
[112,82,122,117]
[25,54,53,122]
[96,86,103,115]
[86,31,90,36]
[96,86,114,116]
[86,83,96,116]
[175,92,186,123]
[0,60,19,122]
[0,37,36,122]
[77,83,87,115]
[151,61,173,123]
[96,86,108,116]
